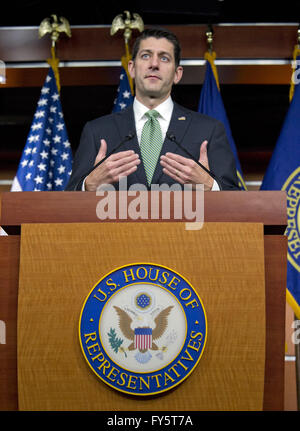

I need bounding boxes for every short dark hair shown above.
[131,28,181,68]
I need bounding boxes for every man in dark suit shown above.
[66,28,239,191]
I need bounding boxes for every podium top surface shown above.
[0,191,286,233]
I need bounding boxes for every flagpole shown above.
[38,14,72,93]
[110,11,143,112]
[47,46,61,93]
[121,40,134,96]
[111,10,144,95]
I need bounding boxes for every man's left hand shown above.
[160,140,213,190]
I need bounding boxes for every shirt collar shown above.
[133,97,174,122]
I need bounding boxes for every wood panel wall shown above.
[0,24,298,87]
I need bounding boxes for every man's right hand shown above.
[85,139,140,191]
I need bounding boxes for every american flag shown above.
[11,67,72,191]
[134,327,152,350]
[112,66,134,113]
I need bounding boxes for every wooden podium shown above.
[0,191,287,411]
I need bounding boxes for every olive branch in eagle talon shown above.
[107,328,127,357]
[113,305,173,353]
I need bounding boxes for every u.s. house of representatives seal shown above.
[79,263,207,396]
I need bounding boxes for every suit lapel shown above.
[113,103,192,187]
[113,105,148,186]
[152,103,192,184]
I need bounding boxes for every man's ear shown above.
[128,60,135,79]
[173,66,183,85]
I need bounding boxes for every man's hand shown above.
[160,140,213,190]
[85,139,140,191]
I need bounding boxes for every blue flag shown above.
[112,66,134,112]
[261,53,300,319]
[11,67,72,191]
[198,52,246,190]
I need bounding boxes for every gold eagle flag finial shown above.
[38,15,71,93]
[39,15,71,46]
[110,10,144,46]
[39,14,71,47]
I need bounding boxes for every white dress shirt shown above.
[133,96,173,145]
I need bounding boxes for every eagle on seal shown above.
[113,305,173,353]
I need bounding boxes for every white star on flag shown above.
[34,111,45,119]
[34,175,43,184]
[11,67,73,191]
[32,122,43,131]
[43,138,51,146]
[123,91,131,99]
[55,178,63,187]
[38,98,48,107]
[57,165,66,174]
[41,87,50,95]
[40,150,48,159]
[37,162,47,171]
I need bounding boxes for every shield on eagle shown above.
[134,327,152,350]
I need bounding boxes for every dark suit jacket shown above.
[65,102,240,191]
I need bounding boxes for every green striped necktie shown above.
[140,110,163,186]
